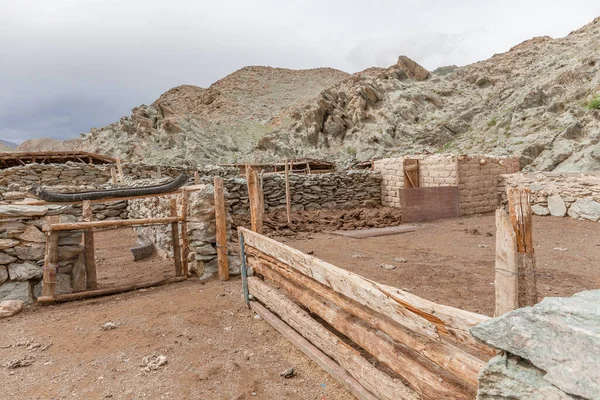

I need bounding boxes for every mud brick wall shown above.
[458,156,520,215]
[498,172,600,221]
[222,171,381,214]
[0,205,85,303]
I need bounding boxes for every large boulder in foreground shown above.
[471,290,600,399]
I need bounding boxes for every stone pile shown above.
[499,172,600,221]
[0,205,85,302]
[472,290,600,399]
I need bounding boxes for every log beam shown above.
[82,200,98,290]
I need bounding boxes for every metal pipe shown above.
[239,232,250,307]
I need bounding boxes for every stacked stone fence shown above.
[499,172,600,221]
[0,205,85,303]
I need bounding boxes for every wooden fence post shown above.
[116,157,124,185]
[507,188,538,307]
[246,166,263,233]
[180,190,189,277]
[285,161,292,225]
[214,177,229,281]
[82,200,98,290]
[494,209,518,316]
[110,168,118,185]
[170,198,183,276]
[42,216,60,298]
[194,171,200,185]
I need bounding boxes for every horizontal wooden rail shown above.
[42,216,181,232]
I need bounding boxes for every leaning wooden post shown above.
[507,187,538,307]
[116,157,124,185]
[180,190,190,277]
[214,177,230,281]
[169,198,183,276]
[285,161,292,225]
[110,168,118,185]
[42,216,60,298]
[82,200,98,290]
[494,209,518,316]
[245,166,263,233]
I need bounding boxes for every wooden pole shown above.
[494,209,519,317]
[42,216,60,298]
[180,190,189,276]
[285,161,292,225]
[156,166,162,179]
[110,168,118,184]
[507,188,538,307]
[245,166,263,233]
[82,200,98,290]
[170,198,183,276]
[194,171,200,185]
[42,216,180,232]
[116,158,124,185]
[214,177,229,281]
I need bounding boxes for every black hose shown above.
[28,173,189,202]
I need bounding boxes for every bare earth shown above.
[1,215,598,399]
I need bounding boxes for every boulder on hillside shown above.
[395,56,430,81]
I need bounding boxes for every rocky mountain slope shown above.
[75,17,600,170]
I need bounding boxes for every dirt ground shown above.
[275,213,600,316]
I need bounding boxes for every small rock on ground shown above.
[0,300,24,318]
[378,263,396,270]
[141,354,168,372]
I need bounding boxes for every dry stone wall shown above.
[0,205,85,303]
[499,172,600,221]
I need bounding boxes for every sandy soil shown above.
[276,213,600,316]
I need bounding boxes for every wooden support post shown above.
[42,216,60,298]
[170,198,183,276]
[245,166,263,233]
[116,157,124,185]
[214,177,229,281]
[285,161,292,225]
[194,171,200,185]
[110,168,118,185]
[507,188,538,307]
[156,166,162,179]
[494,209,519,317]
[82,200,98,290]
[180,190,189,277]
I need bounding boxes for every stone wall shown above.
[128,185,234,279]
[458,156,520,215]
[373,154,520,214]
[222,171,382,214]
[0,205,85,303]
[499,172,600,221]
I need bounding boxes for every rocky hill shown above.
[74,17,600,170]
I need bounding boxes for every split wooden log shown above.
[115,157,124,184]
[110,168,118,184]
[180,190,190,276]
[247,250,485,388]
[239,227,492,356]
[214,177,229,281]
[42,216,180,232]
[82,200,98,290]
[170,198,183,276]
[285,161,292,225]
[248,277,419,400]
[507,188,538,307]
[245,167,263,233]
[494,209,519,316]
[251,261,474,399]
[250,302,378,400]
[42,216,60,298]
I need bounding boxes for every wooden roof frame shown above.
[0,151,117,169]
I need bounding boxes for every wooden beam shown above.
[494,209,518,317]
[194,171,200,185]
[180,190,189,276]
[43,216,180,232]
[82,200,98,290]
[250,302,379,400]
[214,177,229,281]
[38,276,187,304]
[248,277,419,400]
[507,188,538,307]
[42,216,60,298]
[285,161,292,225]
[245,167,263,233]
[156,166,162,179]
[116,157,124,184]
[247,250,486,386]
[170,198,183,277]
[239,227,492,355]
[110,168,118,185]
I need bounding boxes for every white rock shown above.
[531,205,550,216]
[8,263,43,281]
[0,300,24,318]
[547,194,567,217]
[0,205,48,218]
[567,198,600,221]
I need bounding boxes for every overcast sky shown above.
[1,1,599,144]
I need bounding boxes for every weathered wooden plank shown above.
[82,200,97,290]
[180,190,190,276]
[170,198,183,276]
[110,168,118,184]
[248,277,419,400]
[248,251,486,387]
[245,167,263,233]
[285,161,292,225]
[42,216,180,232]
[251,262,474,399]
[250,302,379,400]
[214,177,229,281]
[115,157,124,184]
[494,209,518,317]
[239,227,490,354]
[42,216,60,298]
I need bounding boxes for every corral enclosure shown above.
[0,152,599,399]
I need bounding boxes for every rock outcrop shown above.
[471,290,600,399]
